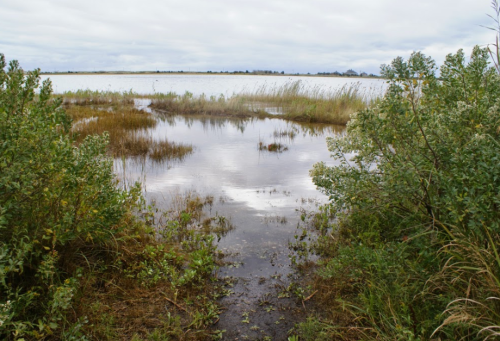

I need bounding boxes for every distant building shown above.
[360,72,368,77]
[344,69,358,76]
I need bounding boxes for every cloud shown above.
[0,0,493,73]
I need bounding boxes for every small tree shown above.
[0,54,138,339]
[311,46,500,338]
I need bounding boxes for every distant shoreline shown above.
[40,71,380,79]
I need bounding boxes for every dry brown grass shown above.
[66,105,193,161]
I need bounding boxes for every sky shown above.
[0,0,494,74]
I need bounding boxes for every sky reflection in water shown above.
[115,115,344,276]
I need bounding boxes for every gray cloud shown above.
[0,0,493,73]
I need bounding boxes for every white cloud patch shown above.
[0,0,493,73]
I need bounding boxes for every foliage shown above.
[0,54,224,340]
[0,53,141,339]
[309,46,500,339]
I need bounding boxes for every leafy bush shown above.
[310,46,500,339]
[0,54,138,339]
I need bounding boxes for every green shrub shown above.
[310,46,500,339]
[0,54,137,339]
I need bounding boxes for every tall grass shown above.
[431,225,500,339]
[58,81,376,125]
[148,81,375,124]
[149,91,269,118]
[237,80,373,125]
[61,89,138,106]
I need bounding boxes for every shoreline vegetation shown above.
[295,46,500,340]
[61,80,373,126]
[4,10,500,338]
[40,71,380,78]
[0,54,232,340]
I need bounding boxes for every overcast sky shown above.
[0,0,494,74]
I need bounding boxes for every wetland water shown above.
[116,115,342,266]
[46,74,374,339]
[115,113,343,339]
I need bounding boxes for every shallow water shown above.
[110,108,348,338]
[116,115,341,264]
[115,113,343,338]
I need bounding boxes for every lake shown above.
[42,73,385,97]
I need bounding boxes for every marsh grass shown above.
[149,91,270,118]
[148,81,375,124]
[237,81,373,125]
[60,81,376,125]
[61,89,138,106]
[66,105,193,161]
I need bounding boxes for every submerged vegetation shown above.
[297,46,500,340]
[258,141,289,153]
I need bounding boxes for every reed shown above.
[61,89,138,106]
[237,80,373,125]
[150,81,376,124]
[149,91,269,118]
[60,81,377,125]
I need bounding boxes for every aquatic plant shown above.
[258,140,289,153]
[61,88,138,105]
[149,91,270,118]
[147,81,376,124]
